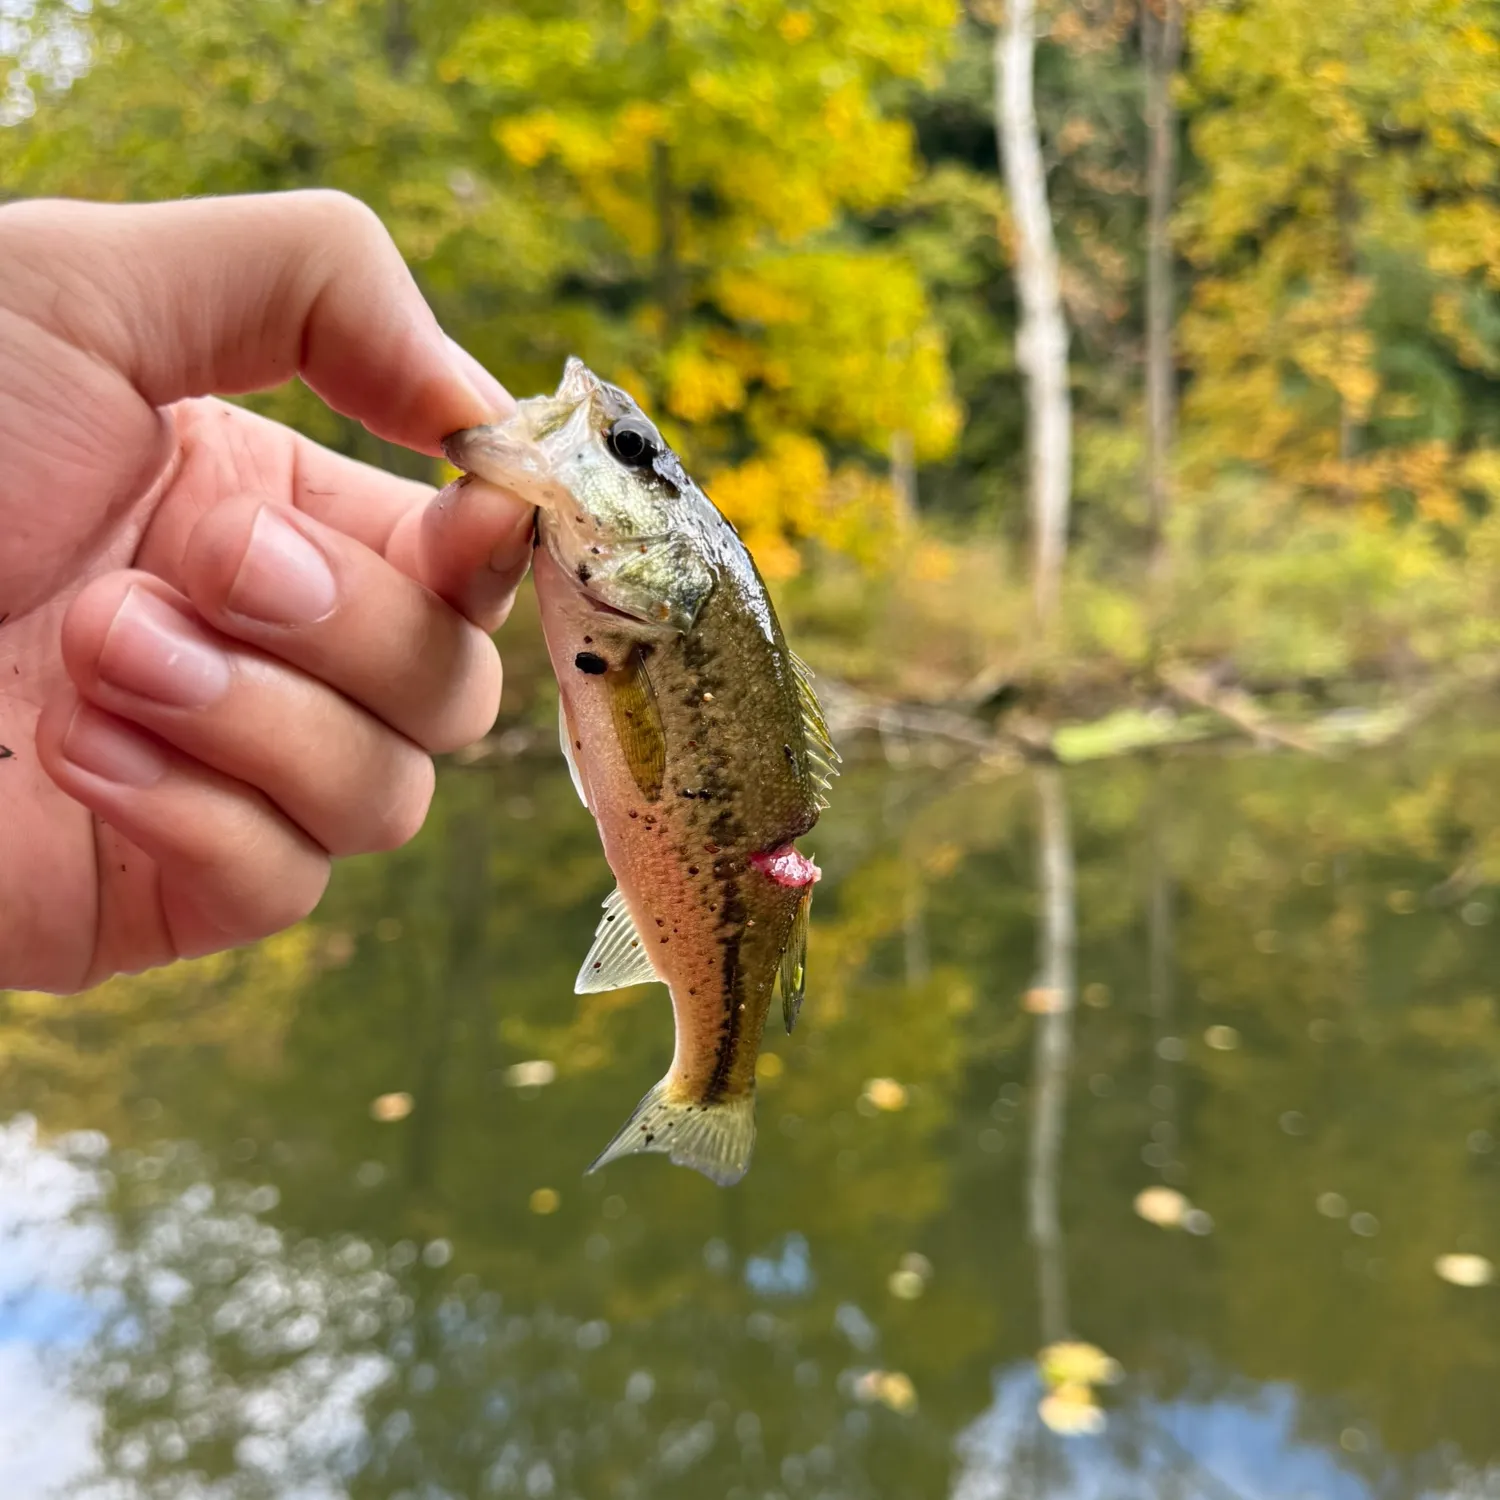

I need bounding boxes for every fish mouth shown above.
[441,422,543,486]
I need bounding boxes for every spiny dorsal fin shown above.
[607,645,666,803]
[574,886,659,995]
[587,1077,756,1186]
[558,696,591,810]
[780,886,812,1034]
[790,651,840,808]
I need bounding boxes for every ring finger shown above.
[59,572,435,857]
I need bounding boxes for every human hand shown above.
[0,191,533,993]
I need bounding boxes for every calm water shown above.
[5,724,1500,1499]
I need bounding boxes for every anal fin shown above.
[587,1078,756,1186]
[574,886,659,994]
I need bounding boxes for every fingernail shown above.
[229,507,337,625]
[98,587,231,708]
[445,335,516,421]
[63,704,167,787]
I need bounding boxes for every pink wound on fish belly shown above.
[750,844,821,888]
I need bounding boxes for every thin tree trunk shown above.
[1029,766,1076,1346]
[890,429,919,533]
[1142,0,1182,578]
[994,0,1072,629]
[653,138,682,346]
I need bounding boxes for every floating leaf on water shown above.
[529,1188,560,1215]
[370,1092,413,1123]
[887,1269,925,1300]
[1039,1341,1122,1389]
[862,1078,908,1112]
[1182,1208,1215,1236]
[1023,987,1066,1014]
[853,1369,917,1414]
[1038,1383,1106,1436]
[1134,1185,1189,1228]
[504,1060,557,1088]
[1204,1025,1241,1051]
[321,930,356,967]
[1435,1253,1494,1287]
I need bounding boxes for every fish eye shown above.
[607,416,661,468]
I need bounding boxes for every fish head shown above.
[443,358,713,633]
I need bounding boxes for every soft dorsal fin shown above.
[574,886,660,995]
[558,696,591,810]
[790,652,841,809]
[780,886,812,1034]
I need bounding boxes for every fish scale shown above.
[443,358,837,1185]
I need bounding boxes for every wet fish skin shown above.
[443,359,836,1185]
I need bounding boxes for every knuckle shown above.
[416,636,503,755]
[233,858,330,943]
[298,188,388,247]
[357,756,435,854]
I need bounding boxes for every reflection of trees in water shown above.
[56,1139,957,1500]
[9,735,1500,1492]
[1029,767,1076,1350]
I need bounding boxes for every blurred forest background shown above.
[7,0,1500,716]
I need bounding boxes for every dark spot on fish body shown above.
[583,635,593,644]
[575,651,608,675]
[687,865,700,876]
[576,564,592,583]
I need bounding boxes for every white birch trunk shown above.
[1143,0,1183,578]
[995,0,1072,628]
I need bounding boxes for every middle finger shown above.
[61,573,436,857]
[178,494,502,753]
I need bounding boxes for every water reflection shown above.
[5,728,1500,1496]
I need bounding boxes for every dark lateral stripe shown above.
[703,880,745,1104]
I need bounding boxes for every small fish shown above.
[444,359,838,1186]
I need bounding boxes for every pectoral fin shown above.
[780,886,812,1034]
[574,886,659,994]
[559,696,591,810]
[607,645,666,802]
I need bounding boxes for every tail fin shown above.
[586,1079,756,1187]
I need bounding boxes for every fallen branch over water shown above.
[448,655,1500,773]
[814,679,1054,762]
[1160,666,1331,757]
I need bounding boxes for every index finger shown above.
[0,190,513,455]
